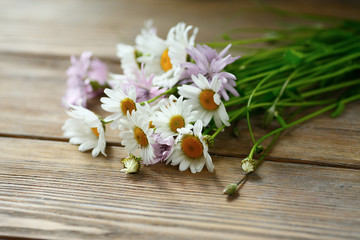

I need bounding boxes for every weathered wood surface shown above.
[0,0,360,239]
[1,138,360,240]
[1,0,360,58]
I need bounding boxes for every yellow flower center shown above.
[91,127,99,137]
[199,89,218,111]
[120,98,136,115]
[134,127,148,147]
[181,135,204,159]
[169,115,185,133]
[160,49,172,72]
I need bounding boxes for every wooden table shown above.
[1,0,359,239]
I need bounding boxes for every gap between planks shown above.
[0,236,44,240]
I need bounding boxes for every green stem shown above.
[248,94,360,160]
[226,64,360,107]
[233,45,360,93]
[246,66,291,143]
[140,87,177,106]
[301,79,360,98]
[246,111,256,144]
[305,41,360,63]
[240,48,287,66]
[235,61,286,86]
[234,130,282,190]
[267,69,299,112]
[259,51,360,91]
[249,98,336,109]
[255,131,282,168]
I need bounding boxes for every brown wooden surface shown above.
[1,138,360,240]
[0,0,360,239]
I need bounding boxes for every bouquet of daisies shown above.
[62,20,239,174]
[62,18,360,195]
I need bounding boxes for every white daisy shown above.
[119,109,155,165]
[101,85,138,129]
[136,22,198,88]
[117,20,155,76]
[166,120,214,173]
[62,105,106,157]
[178,74,230,128]
[152,95,197,138]
[117,44,140,76]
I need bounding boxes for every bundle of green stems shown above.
[207,20,360,195]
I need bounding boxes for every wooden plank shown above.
[0,0,360,58]
[0,0,251,58]
[0,54,359,167]
[0,137,359,239]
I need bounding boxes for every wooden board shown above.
[0,0,360,58]
[1,137,359,240]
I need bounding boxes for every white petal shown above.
[179,159,191,171]
[195,160,205,172]
[211,75,222,92]
[213,93,221,105]
[79,141,95,152]
[190,164,197,174]
[193,120,203,136]
[218,104,230,126]
[205,153,214,173]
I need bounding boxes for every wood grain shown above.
[0,54,359,168]
[0,0,360,239]
[0,137,359,240]
[0,0,359,58]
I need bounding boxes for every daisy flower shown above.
[178,74,230,128]
[136,21,198,88]
[100,86,138,129]
[181,44,239,100]
[119,109,155,165]
[116,20,156,75]
[117,44,140,76]
[63,51,108,108]
[62,105,106,157]
[152,96,197,138]
[166,120,214,173]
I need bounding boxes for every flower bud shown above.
[255,145,264,154]
[241,158,254,173]
[223,183,238,195]
[121,154,141,174]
